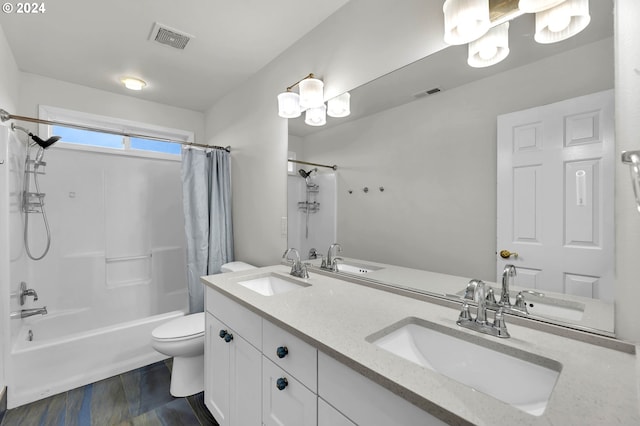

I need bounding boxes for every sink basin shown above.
[368,318,561,416]
[237,274,310,296]
[336,262,383,275]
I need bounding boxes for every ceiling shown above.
[0,0,350,112]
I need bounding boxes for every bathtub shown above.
[7,308,186,409]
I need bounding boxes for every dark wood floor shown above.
[0,360,218,426]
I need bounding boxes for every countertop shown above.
[202,265,639,425]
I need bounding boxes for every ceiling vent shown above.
[414,87,442,98]
[149,23,193,50]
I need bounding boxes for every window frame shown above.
[38,105,194,161]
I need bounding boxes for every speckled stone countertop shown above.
[202,265,639,425]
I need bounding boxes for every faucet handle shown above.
[514,292,529,314]
[458,302,472,322]
[485,287,497,304]
[492,308,510,338]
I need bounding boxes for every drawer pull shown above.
[219,329,227,339]
[276,377,288,391]
[224,332,234,343]
[276,346,289,359]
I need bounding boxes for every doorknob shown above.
[499,250,518,259]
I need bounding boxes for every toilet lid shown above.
[152,312,205,340]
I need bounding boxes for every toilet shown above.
[151,260,256,397]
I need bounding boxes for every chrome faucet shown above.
[19,281,38,305]
[457,279,509,338]
[11,306,47,319]
[501,264,517,307]
[282,248,309,279]
[322,243,342,272]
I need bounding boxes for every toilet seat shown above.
[152,312,205,341]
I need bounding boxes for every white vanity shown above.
[202,265,639,425]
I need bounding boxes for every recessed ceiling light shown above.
[121,77,147,91]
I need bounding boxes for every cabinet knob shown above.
[224,332,234,343]
[219,329,227,339]
[276,346,289,359]
[276,377,288,391]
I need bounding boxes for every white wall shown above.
[0,23,20,395]
[298,39,613,281]
[205,0,447,267]
[614,0,640,343]
[18,73,205,145]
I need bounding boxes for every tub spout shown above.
[11,306,47,319]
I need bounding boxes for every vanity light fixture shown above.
[277,73,350,127]
[443,0,590,67]
[468,22,510,68]
[121,77,147,91]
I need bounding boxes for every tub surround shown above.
[202,265,639,425]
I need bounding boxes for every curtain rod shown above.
[288,158,337,170]
[0,108,230,152]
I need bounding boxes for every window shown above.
[39,105,193,160]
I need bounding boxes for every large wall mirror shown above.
[287,1,614,336]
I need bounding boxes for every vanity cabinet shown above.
[205,285,438,426]
[205,288,262,426]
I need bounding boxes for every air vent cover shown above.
[149,23,193,50]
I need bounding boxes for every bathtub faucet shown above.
[10,306,47,319]
[19,281,39,305]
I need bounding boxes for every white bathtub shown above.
[7,308,186,408]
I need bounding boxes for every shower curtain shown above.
[182,147,234,313]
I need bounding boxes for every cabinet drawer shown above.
[263,319,317,391]
[318,352,447,426]
[205,287,261,349]
[263,357,317,426]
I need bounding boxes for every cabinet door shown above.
[205,313,231,426]
[229,332,262,426]
[318,398,355,426]
[263,357,317,426]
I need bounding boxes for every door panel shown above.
[497,90,614,301]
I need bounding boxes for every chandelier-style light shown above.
[277,91,301,118]
[443,0,590,68]
[443,0,491,45]
[277,73,350,127]
[468,22,510,68]
[327,92,351,118]
[534,0,590,44]
[305,105,327,126]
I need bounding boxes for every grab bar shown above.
[105,254,152,263]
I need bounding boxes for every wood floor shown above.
[0,360,218,426]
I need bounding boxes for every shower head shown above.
[298,168,317,179]
[11,124,60,149]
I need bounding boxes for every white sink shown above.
[336,262,383,275]
[368,319,561,416]
[237,274,310,296]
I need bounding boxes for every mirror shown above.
[287,2,615,335]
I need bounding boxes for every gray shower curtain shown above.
[182,147,234,313]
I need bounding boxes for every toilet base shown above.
[169,354,204,397]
